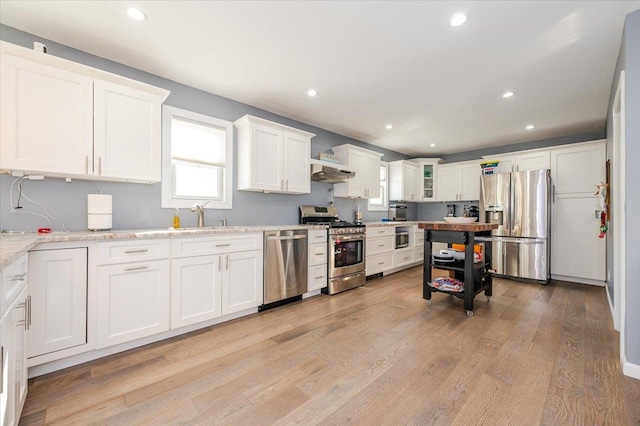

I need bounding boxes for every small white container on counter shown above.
[88,194,112,231]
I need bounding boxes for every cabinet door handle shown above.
[125,249,149,254]
[218,256,222,271]
[225,255,229,270]
[280,180,284,190]
[285,180,289,191]
[595,210,600,219]
[9,272,27,281]
[85,155,89,174]
[0,346,3,394]
[552,184,556,203]
[215,243,232,247]
[124,266,148,272]
[98,157,102,175]
[27,295,32,329]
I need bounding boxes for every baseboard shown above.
[551,274,605,286]
[622,353,640,379]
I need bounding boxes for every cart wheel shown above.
[466,310,474,317]
[426,300,432,305]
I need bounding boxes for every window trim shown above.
[161,105,233,210]
[368,161,389,212]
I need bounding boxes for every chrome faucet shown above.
[191,201,210,227]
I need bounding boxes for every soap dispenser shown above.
[173,208,181,229]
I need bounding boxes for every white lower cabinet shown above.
[96,260,170,349]
[171,234,263,326]
[1,286,29,426]
[393,248,414,268]
[28,248,87,357]
[223,251,263,315]
[307,229,328,291]
[171,255,222,329]
[366,226,395,275]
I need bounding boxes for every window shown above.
[162,106,233,209]
[368,162,389,211]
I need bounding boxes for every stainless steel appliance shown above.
[300,205,366,295]
[388,203,407,221]
[310,159,355,183]
[395,230,410,248]
[479,169,550,283]
[262,229,308,308]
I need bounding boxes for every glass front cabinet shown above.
[415,158,441,202]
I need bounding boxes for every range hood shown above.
[310,159,355,183]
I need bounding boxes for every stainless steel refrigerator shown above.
[479,169,550,283]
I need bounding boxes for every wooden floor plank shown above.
[17,266,640,425]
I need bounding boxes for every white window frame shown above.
[368,161,389,212]
[162,106,233,209]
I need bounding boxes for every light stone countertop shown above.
[0,224,327,271]
[364,221,425,227]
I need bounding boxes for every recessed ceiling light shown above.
[127,7,147,21]
[450,14,467,27]
[502,91,514,98]
[430,143,436,147]
[526,125,535,130]
[385,124,393,130]
[307,89,318,97]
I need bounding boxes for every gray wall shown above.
[0,25,412,231]
[606,10,640,367]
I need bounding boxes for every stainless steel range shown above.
[300,206,366,295]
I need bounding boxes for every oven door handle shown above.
[331,235,365,242]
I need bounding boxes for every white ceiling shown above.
[1,1,638,156]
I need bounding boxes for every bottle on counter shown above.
[173,208,181,229]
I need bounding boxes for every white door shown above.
[222,250,263,315]
[94,80,163,182]
[171,255,222,329]
[515,150,550,171]
[11,287,28,420]
[251,123,284,191]
[460,162,481,201]
[419,162,437,201]
[28,248,87,357]
[365,153,381,198]
[96,260,170,348]
[551,142,606,194]
[283,132,310,193]
[0,54,93,175]
[346,149,367,198]
[493,156,515,174]
[437,165,461,202]
[552,194,606,280]
[402,163,417,201]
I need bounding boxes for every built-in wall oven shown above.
[300,206,366,295]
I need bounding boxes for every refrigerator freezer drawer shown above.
[505,239,548,281]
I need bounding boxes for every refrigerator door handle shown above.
[477,236,546,244]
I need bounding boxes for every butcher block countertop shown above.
[417,222,499,232]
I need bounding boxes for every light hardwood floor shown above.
[19,266,640,425]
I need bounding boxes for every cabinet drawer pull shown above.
[215,243,232,247]
[315,275,324,279]
[378,244,385,247]
[124,266,148,272]
[9,272,27,281]
[378,262,385,265]
[124,249,149,254]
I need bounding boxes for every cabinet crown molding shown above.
[233,114,315,138]
[331,144,384,158]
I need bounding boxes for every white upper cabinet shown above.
[436,160,481,202]
[332,144,384,198]
[94,80,163,182]
[389,160,419,202]
[0,41,169,183]
[234,115,314,194]
[551,141,606,194]
[414,158,441,202]
[484,149,550,174]
[0,54,93,176]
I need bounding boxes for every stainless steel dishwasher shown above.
[262,229,308,309]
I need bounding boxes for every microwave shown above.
[396,231,410,249]
[389,203,407,221]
